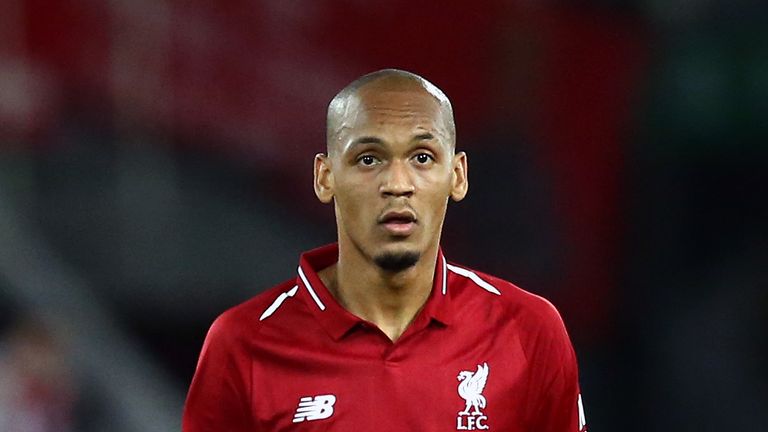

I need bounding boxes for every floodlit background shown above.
[1,1,766,430]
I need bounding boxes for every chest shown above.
[249,324,536,431]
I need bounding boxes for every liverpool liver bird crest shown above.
[457,362,489,415]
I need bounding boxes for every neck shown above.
[318,241,439,342]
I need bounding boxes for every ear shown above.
[314,153,334,203]
[450,151,468,202]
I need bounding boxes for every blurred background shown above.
[1,0,766,430]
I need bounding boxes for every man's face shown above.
[316,82,467,271]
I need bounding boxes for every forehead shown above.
[338,84,450,146]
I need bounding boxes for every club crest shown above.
[456,362,490,430]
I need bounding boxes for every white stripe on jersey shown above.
[259,285,299,321]
[446,264,502,295]
[298,266,326,310]
[441,255,448,295]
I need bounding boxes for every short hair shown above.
[326,69,456,152]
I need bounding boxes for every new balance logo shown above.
[293,394,336,423]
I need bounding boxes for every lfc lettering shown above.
[457,415,489,430]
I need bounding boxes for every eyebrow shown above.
[413,132,435,141]
[351,133,435,147]
[344,132,439,155]
[350,136,385,147]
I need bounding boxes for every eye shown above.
[413,153,434,164]
[357,154,379,166]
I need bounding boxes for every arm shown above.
[529,305,587,432]
[182,314,253,432]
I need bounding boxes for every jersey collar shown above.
[295,243,453,341]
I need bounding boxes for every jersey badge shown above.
[293,394,336,423]
[456,362,490,430]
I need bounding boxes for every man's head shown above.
[326,69,456,153]
[314,69,468,273]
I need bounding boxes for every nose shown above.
[380,160,415,197]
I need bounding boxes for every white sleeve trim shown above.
[446,264,502,296]
[259,285,299,321]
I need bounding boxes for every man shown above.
[183,69,587,431]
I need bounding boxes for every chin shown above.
[372,247,421,273]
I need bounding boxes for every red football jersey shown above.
[183,244,587,431]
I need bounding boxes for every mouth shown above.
[378,210,417,236]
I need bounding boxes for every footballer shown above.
[182,69,587,431]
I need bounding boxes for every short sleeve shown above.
[529,303,587,432]
[182,314,253,432]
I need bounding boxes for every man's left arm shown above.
[531,306,588,432]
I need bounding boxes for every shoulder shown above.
[447,262,568,334]
[205,279,299,344]
[448,262,576,370]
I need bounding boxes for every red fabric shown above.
[183,243,585,431]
